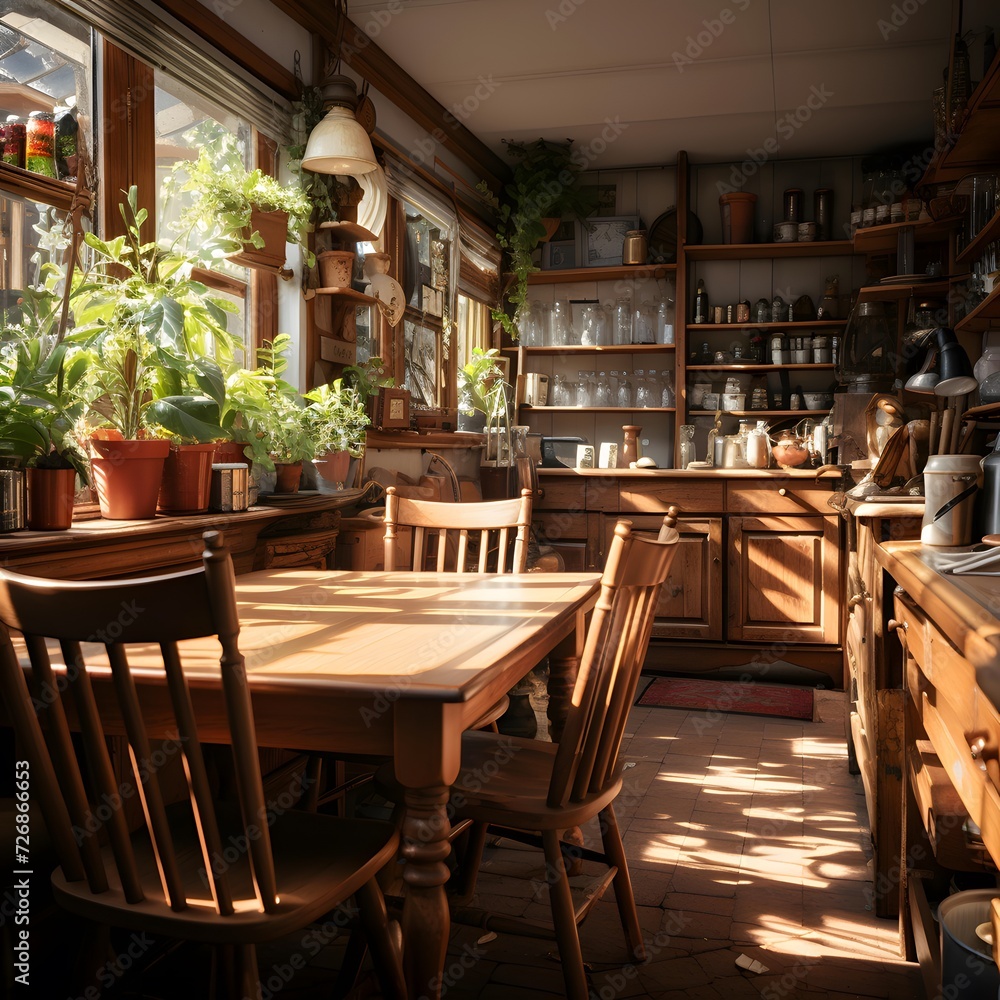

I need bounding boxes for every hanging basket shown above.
[230,208,289,271]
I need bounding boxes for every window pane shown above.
[0,2,93,182]
[0,195,68,315]
[154,69,252,355]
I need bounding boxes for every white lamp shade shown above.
[302,105,378,175]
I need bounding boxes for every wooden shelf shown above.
[920,49,1000,186]
[957,206,1000,265]
[688,408,831,418]
[688,320,845,331]
[518,406,676,413]
[314,287,378,305]
[514,344,676,354]
[318,221,379,243]
[855,278,954,302]
[955,285,1000,333]
[0,160,76,211]
[686,363,836,372]
[852,217,962,255]
[528,263,676,283]
[961,402,1000,422]
[685,240,855,261]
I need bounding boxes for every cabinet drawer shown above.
[726,481,836,515]
[535,476,588,511]
[619,479,723,514]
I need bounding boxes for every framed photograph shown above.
[581,215,640,268]
[542,239,576,270]
[373,387,411,430]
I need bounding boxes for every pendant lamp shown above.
[302,73,378,176]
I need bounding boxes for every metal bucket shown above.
[0,468,26,532]
[938,890,1000,998]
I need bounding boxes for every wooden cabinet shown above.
[727,513,840,644]
[608,513,723,640]
[543,469,845,682]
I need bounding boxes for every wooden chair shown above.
[383,485,533,574]
[375,515,680,1000]
[0,531,405,1000]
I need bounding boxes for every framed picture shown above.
[542,238,576,270]
[373,387,411,430]
[581,215,640,268]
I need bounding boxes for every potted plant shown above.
[68,186,242,519]
[458,347,515,498]
[0,302,90,529]
[166,131,314,270]
[477,139,598,340]
[302,378,370,491]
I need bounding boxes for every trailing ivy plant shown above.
[478,138,598,340]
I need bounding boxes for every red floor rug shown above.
[636,677,815,721]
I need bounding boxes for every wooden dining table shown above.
[78,566,602,1000]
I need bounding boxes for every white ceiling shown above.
[346,0,992,167]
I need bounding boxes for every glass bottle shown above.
[693,277,709,324]
[746,421,771,469]
[550,299,571,347]
[616,370,633,408]
[613,296,632,345]
[657,297,675,344]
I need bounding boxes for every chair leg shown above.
[541,828,590,1000]
[599,803,646,961]
[355,878,407,1000]
[452,821,490,902]
[215,943,258,1000]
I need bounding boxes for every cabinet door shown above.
[606,514,723,640]
[728,514,841,644]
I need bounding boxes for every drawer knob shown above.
[887,618,908,633]
[778,488,787,496]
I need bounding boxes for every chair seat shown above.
[374,731,623,831]
[52,804,399,945]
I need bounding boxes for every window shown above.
[401,200,451,407]
[154,70,254,361]
[0,2,92,311]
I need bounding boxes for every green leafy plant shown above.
[458,347,512,463]
[478,139,598,340]
[167,133,314,267]
[302,379,370,457]
[249,334,315,467]
[67,186,239,443]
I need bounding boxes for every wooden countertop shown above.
[538,467,843,479]
[875,540,1000,671]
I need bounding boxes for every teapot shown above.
[769,429,810,468]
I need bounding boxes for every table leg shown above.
[401,786,452,1000]
[546,619,585,743]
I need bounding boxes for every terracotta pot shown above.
[27,467,76,530]
[273,461,303,494]
[719,192,757,245]
[231,208,289,270]
[213,440,252,479]
[89,438,170,520]
[317,250,356,289]
[157,443,216,514]
[313,450,352,491]
[540,217,561,242]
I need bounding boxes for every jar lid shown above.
[28,110,53,120]
[625,229,647,237]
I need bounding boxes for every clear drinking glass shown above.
[633,300,656,344]
[577,370,595,407]
[613,297,632,346]
[616,370,633,408]
[594,371,613,407]
[550,299,571,347]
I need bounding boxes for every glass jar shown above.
[3,115,24,169]
[633,300,656,344]
[577,370,595,407]
[550,300,571,347]
[634,370,654,408]
[594,371,613,407]
[26,111,56,177]
[615,370,633,408]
